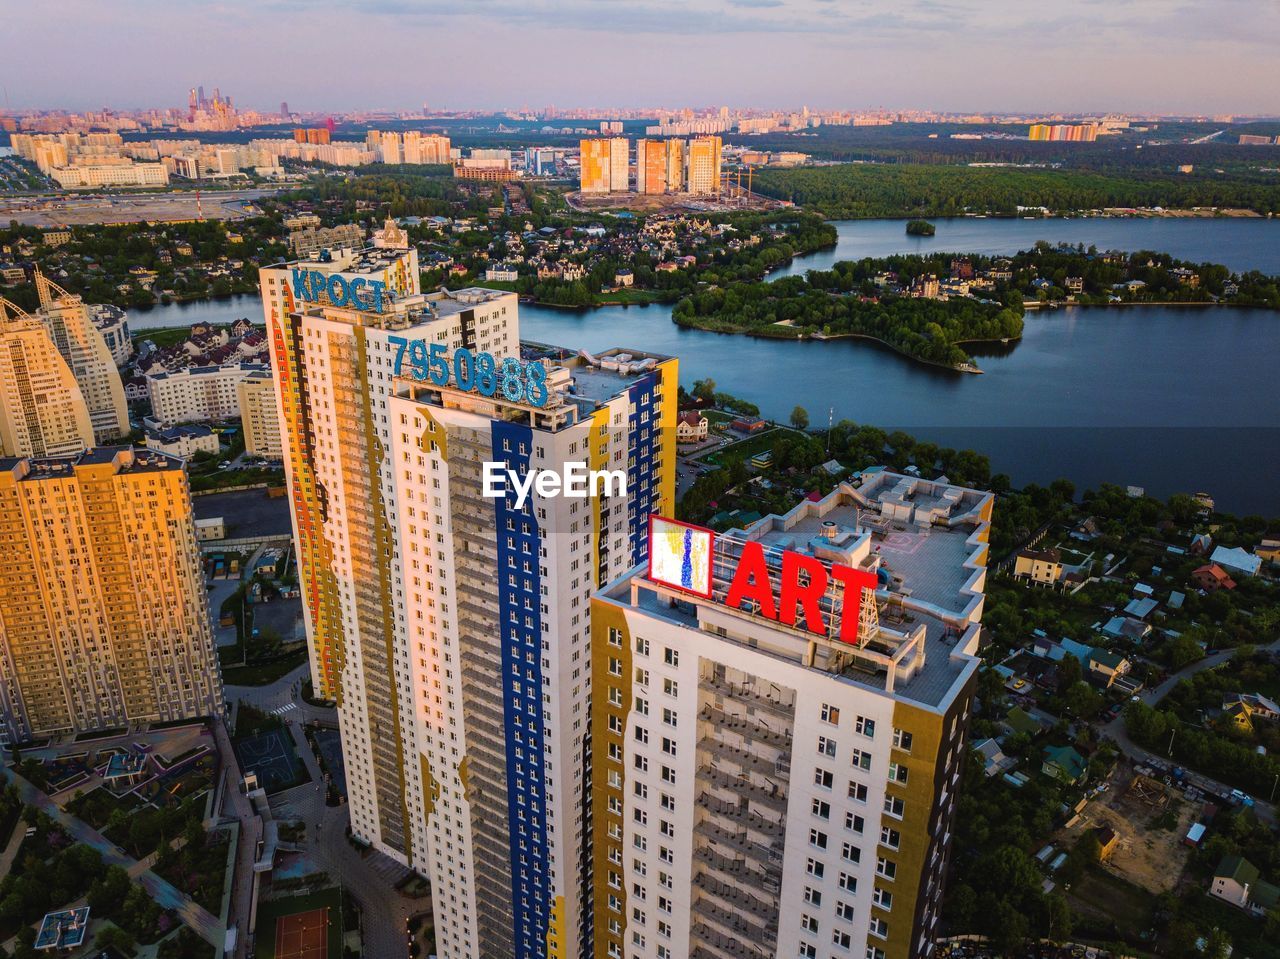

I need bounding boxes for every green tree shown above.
[790,405,810,431]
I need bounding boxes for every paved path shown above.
[226,664,427,957]
[0,765,224,947]
[0,818,26,877]
[212,717,261,959]
[1096,637,1280,823]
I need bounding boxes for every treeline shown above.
[1125,697,1280,799]
[671,270,1024,369]
[1006,243,1280,307]
[752,163,1280,216]
[0,218,285,311]
[281,172,496,221]
[506,214,836,307]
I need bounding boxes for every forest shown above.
[751,163,1280,217]
[671,264,1024,370]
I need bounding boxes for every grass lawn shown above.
[133,326,193,349]
[1067,865,1157,945]
[222,649,308,687]
[254,887,344,959]
[701,409,736,427]
[703,427,803,468]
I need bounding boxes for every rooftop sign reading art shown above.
[646,515,879,646]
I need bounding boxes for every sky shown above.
[3,0,1277,116]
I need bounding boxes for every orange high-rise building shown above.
[579,138,612,192]
[0,447,223,742]
[635,139,667,194]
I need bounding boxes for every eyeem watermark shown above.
[482,461,626,508]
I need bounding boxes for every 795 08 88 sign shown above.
[387,337,549,407]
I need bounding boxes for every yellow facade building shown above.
[0,448,223,743]
[0,299,95,458]
[686,134,722,194]
[237,367,283,460]
[33,271,130,445]
[665,137,686,192]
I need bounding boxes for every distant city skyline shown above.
[5,0,1278,116]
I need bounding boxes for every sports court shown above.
[234,727,308,794]
[274,906,329,959]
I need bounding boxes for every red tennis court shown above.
[274,906,328,959]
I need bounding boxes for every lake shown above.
[127,217,1280,515]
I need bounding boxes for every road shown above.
[227,664,427,959]
[1097,637,1280,823]
[0,187,278,227]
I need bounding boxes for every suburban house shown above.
[1002,706,1045,740]
[1088,648,1132,688]
[729,416,769,434]
[1042,745,1088,785]
[1222,693,1280,732]
[1210,855,1280,916]
[676,411,709,444]
[1013,547,1063,585]
[1255,539,1280,565]
[1193,564,1237,592]
[974,738,1016,778]
[1211,545,1262,578]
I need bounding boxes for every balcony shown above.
[699,703,793,750]
[695,791,785,841]
[698,735,791,781]
[694,820,783,870]
[690,922,772,959]
[698,675,795,721]
[693,870,776,921]
[697,765,788,817]
[694,894,773,945]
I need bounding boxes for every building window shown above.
[821,704,840,726]
[869,917,888,939]
[811,798,831,820]
[803,887,822,906]
[892,728,913,752]
[880,827,901,851]
[664,648,678,667]
[838,872,857,893]
[855,716,875,738]
[888,763,908,785]
[851,748,872,770]
[884,796,905,819]
[814,768,833,789]
[833,930,852,949]
[806,858,825,878]
[876,857,897,880]
[801,915,818,933]
[873,887,894,911]
[841,842,861,864]
[799,944,816,959]
[848,782,867,803]
[809,829,828,850]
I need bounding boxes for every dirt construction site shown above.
[1054,771,1198,894]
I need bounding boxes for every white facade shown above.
[35,279,130,444]
[383,348,675,959]
[49,162,169,188]
[146,361,268,425]
[590,473,994,959]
